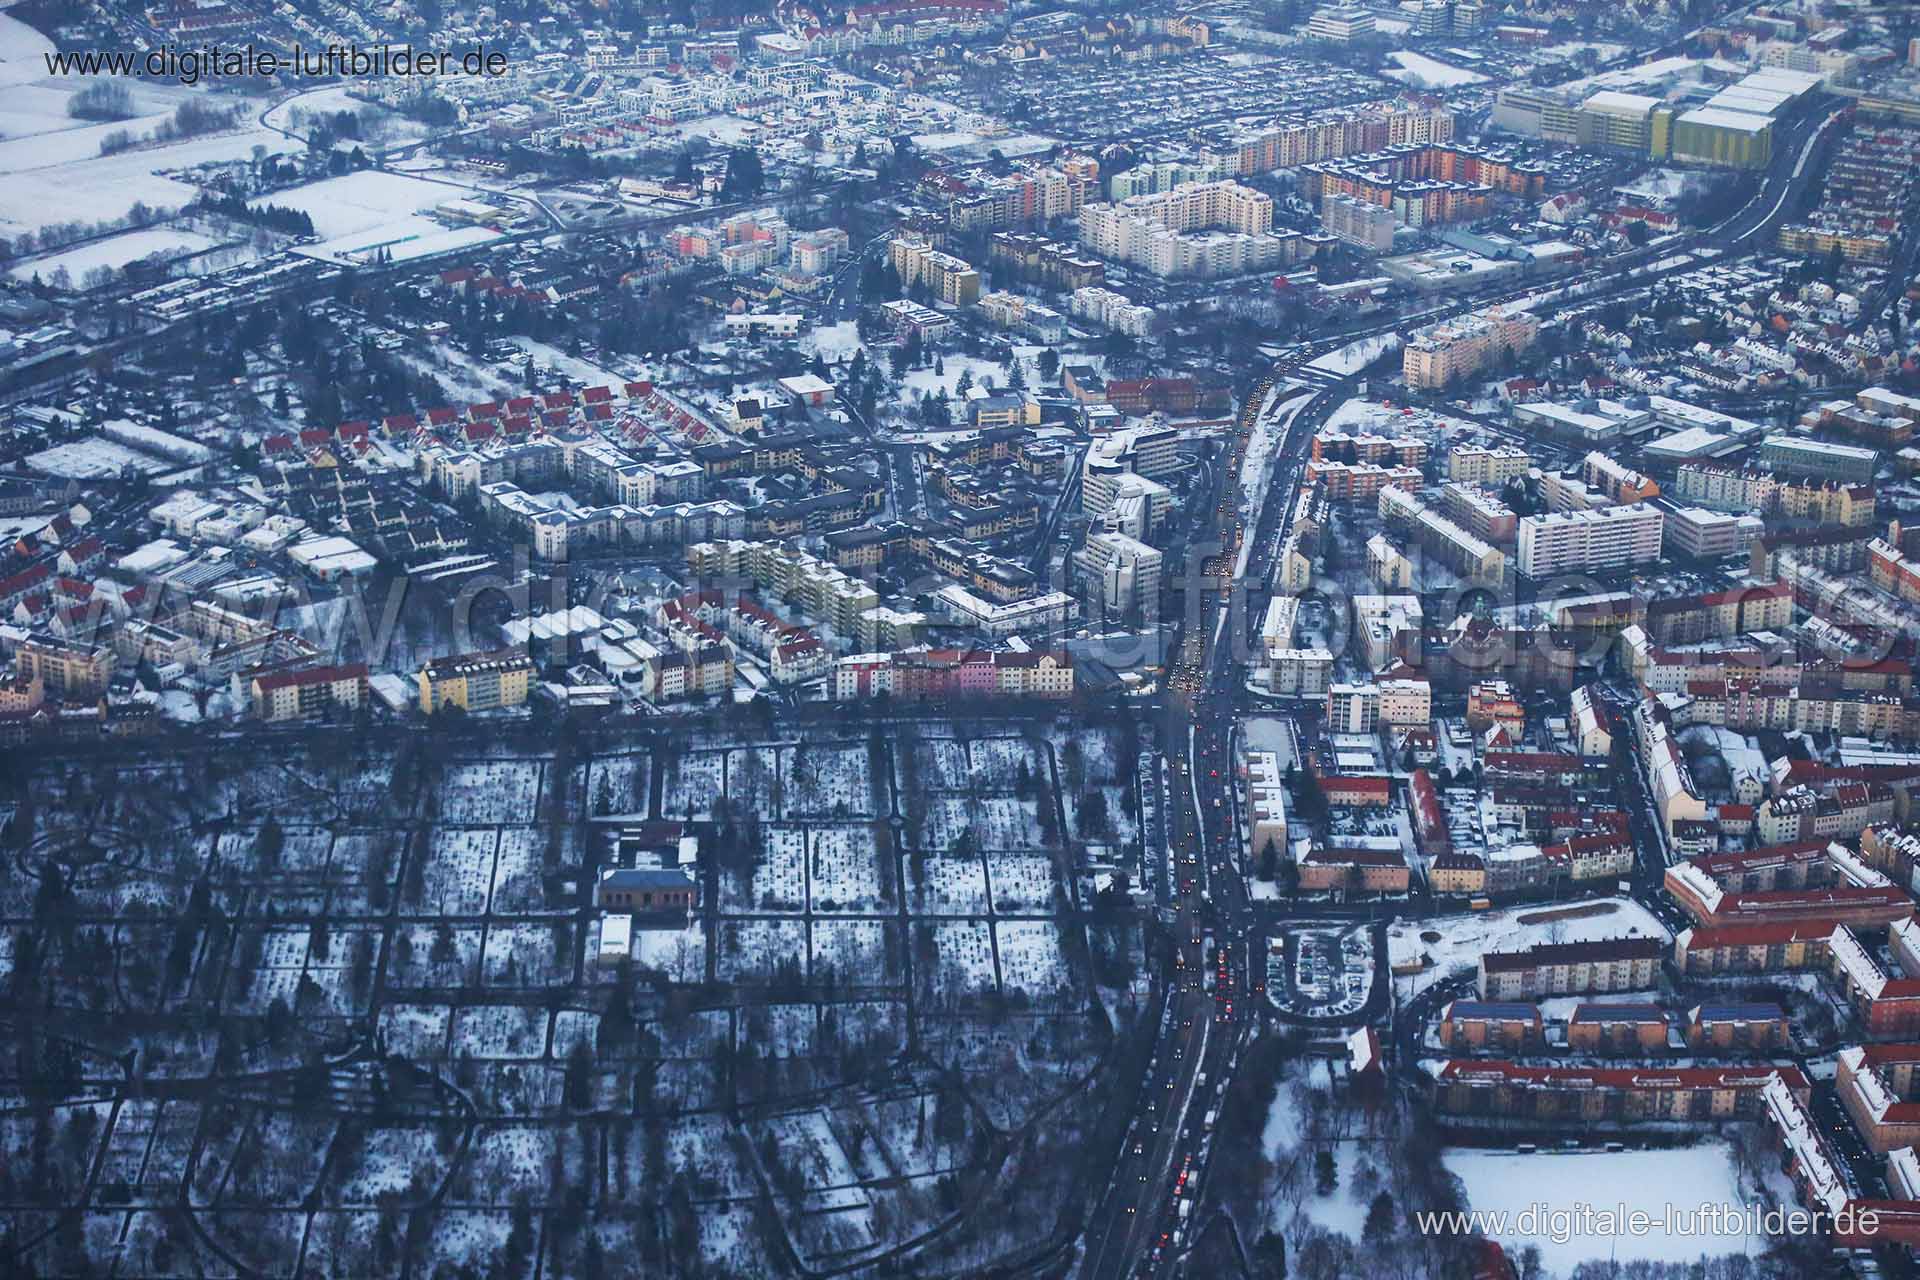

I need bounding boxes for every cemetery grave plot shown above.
[323,833,404,915]
[993,921,1074,1001]
[377,1003,453,1059]
[905,737,971,791]
[918,921,998,999]
[450,1124,558,1199]
[388,924,484,989]
[487,828,551,914]
[964,736,1047,790]
[482,921,573,988]
[740,1002,817,1058]
[808,824,891,913]
[666,1115,756,1198]
[552,1009,602,1057]
[853,1094,967,1179]
[908,854,991,913]
[224,1108,337,1204]
[717,918,809,983]
[424,1210,514,1275]
[924,796,1044,851]
[782,744,875,819]
[204,1210,305,1273]
[722,824,806,912]
[810,920,896,988]
[699,1204,773,1276]
[986,855,1058,915]
[819,1000,907,1059]
[437,760,544,824]
[661,750,727,820]
[411,827,499,917]
[277,826,337,874]
[94,1098,162,1194]
[450,1005,549,1059]
[586,751,650,817]
[761,1108,872,1222]
[329,1125,452,1205]
[725,745,783,818]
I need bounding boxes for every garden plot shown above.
[924,796,1044,851]
[661,750,726,820]
[413,827,498,917]
[389,924,483,989]
[995,922,1073,1000]
[586,752,649,817]
[438,760,543,824]
[922,921,998,997]
[552,1009,601,1058]
[783,744,875,818]
[811,920,895,987]
[377,1004,451,1059]
[487,828,548,914]
[910,855,990,913]
[726,745,782,818]
[904,737,971,791]
[482,921,571,988]
[965,737,1046,790]
[986,855,1058,914]
[451,1005,548,1059]
[809,825,890,913]
[723,824,806,912]
[718,918,808,983]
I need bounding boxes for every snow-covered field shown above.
[1381,52,1490,88]
[1446,1144,1763,1273]
[252,170,465,239]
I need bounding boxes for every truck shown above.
[1178,1200,1193,1221]
[1204,1109,1219,1132]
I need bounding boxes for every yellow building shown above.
[17,632,114,700]
[416,649,535,713]
[1671,108,1772,170]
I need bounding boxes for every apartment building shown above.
[16,633,114,699]
[1403,306,1540,390]
[1326,681,1380,734]
[1434,1060,1807,1122]
[1306,4,1376,41]
[831,649,1074,701]
[1439,1001,1545,1052]
[250,663,368,722]
[1567,1004,1671,1055]
[1078,180,1301,278]
[1686,1003,1790,1052]
[415,649,536,713]
[1377,485,1506,583]
[1672,920,1835,977]
[1758,433,1877,484]
[1838,1044,1920,1153]
[1476,937,1663,999]
[1073,530,1162,626]
[1321,192,1397,251]
[1447,443,1532,486]
[888,234,981,306]
[1515,504,1664,577]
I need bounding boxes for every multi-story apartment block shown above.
[1403,306,1539,389]
[1476,937,1663,1000]
[17,632,114,700]
[1073,531,1162,626]
[250,663,369,722]
[1434,1060,1807,1122]
[888,234,981,305]
[1515,504,1664,577]
[831,649,1074,701]
[415,649,536,713]
[1447,443,1532,486]
[1567,1004,1671,1055]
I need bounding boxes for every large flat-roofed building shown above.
[1434,1060,1807,1122]
[251,663,369,721]
[1758,434,1878,483]
[1671,107,1773,169]
[1403,305,1539,389]
[1306,4,1376,42]
[1578,91,1662,150]
[1515,504,1663,577]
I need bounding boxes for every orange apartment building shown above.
[1438,1000,1544,1052]
[1434,1060,1810,1122]
[1567,1004,1672,1055]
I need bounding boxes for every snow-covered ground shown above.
[1445,1144,1764,1273]
[1389,898,1670,997]
[9,226,220,282]
[253,170,470,239]
[1307,333,1404,377]
[1381,52,1491,88]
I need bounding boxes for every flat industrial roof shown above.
[1677,106,1773,133]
